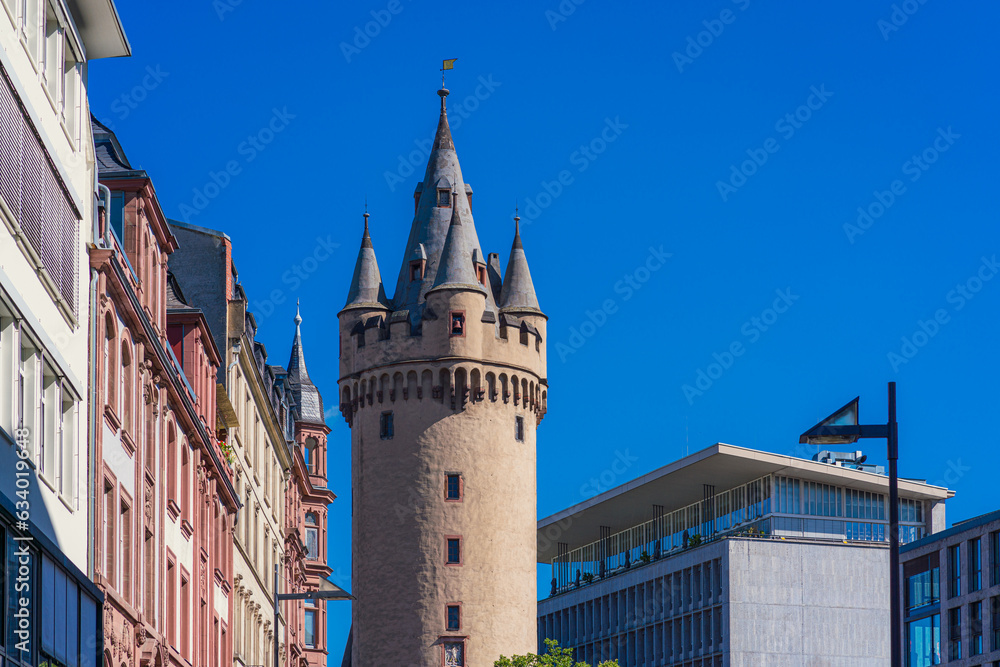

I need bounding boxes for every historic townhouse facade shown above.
[90,119,239,667]
[0,2,127,666]
[281,310,336,667]
[167,221,336,667]
[168,221,293,667]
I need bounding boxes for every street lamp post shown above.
[273,564,354,667]
[799,382,900,667]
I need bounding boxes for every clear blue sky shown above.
[91,0,1000,658]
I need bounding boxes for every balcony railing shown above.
[551,476,771,594]
[549,473,928,595]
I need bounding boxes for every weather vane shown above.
[441,58,457,88]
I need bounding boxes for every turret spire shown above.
[286,304,326,426]
[343,210,388,312]
[390,88,491,317]
[428,190,486,295]
[499,210,542,313]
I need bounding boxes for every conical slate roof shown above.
[390,89,495,318]
[287,305,326,426]
[499,217,542,314]
[342,213,388,312]
[429,191,487,295]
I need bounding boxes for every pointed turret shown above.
[342,212,388,312]
[427,191,487,295]
[499,215,542,315]
[287,303,326,426]
[391,89,492,318]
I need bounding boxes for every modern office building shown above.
[900,508,1000,667]
[537,443,952,666]
[1,2,128,666]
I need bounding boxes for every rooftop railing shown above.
[551,475,771,594]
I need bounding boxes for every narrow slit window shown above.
[380,411,394,440]
[515,416,524,442]
[446,537,461,564]
[446,474,462,501]
[446,604,461,630]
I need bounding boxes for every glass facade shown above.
[0,523,99,667]
[906,614,940,667]
[969,537,982,592]
[907,567,940,613]
[948,545,961,599]
[970,601,982,656]
[948,607,961,661]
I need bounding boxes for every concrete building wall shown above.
[726,539,888,666]
[538,537,890,667]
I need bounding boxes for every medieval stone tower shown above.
[337,87,547,666]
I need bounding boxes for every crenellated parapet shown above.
[338,359,548,427]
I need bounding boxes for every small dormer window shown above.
[476,265,486,286]
[410,261,424,281]
[437,189,451,207]
[450,311,465,336]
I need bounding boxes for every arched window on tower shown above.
[305,512,319,560]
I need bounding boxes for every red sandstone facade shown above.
[90,120,239,667]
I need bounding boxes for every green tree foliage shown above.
[494,639,620,667]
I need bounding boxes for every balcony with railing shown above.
[549,473,928,596]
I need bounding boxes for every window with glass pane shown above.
[444,642,464,666]
[304,609,316,647]
[948,606,962,660]
[907,614,940,667]
[992,531,1000,587]
[971,601,983,656]
[907,567,940,612]
[991,596,1000,652]
[305,527,318,561]
[446,474,461,500]
[970,537,982,592]
[447,538,460,564]
[949,545,961,598]
[446,605,460,630]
